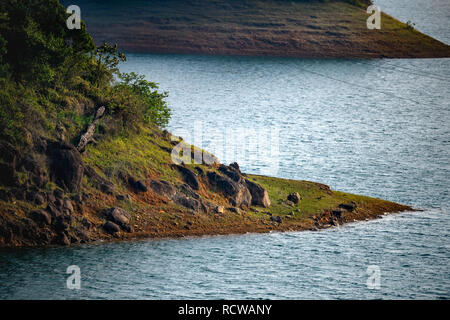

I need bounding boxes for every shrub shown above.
[117,72,171,127]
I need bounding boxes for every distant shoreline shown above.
[73,0,450,59]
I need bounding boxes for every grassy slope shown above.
[65,0,450,58]
[78,126,411,241]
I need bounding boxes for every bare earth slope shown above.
[66,0,450,58]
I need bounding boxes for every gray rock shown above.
[103,221,120,235]
[175,165,200,190]
[105,207,131,227]
[179,183,200,199]
[218,164,243,182]
[173,193,201,212]
[245,179,271,208]
[284,200,295,207]
[202,152,219,166]
[207,171,252,207]
[48,141,84,193]
[287,192,301,204]
[149,180,176,198]
[134,180,148,192]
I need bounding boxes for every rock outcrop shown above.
[208,163,270,208]
[105,207,132,232]
[149,179,202,212]
[48,141,84,193]
[245,179,271,208]
[174,165,200,190]
[207,171,252,207]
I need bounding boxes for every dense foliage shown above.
[0,0,171,145]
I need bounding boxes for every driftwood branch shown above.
[77,106,105,152]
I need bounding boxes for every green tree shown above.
[93,42,126,87]
[109,72,171,128]
[0,0,94,85]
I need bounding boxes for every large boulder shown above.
[207,171,251,207]
[134,180,148,192]
[174,165,200,190]
[173,193,201,212]
[149,180,177,198]
[179,183,200,199]
[105,207,132,231]
[103,221,120,235]
[218,164,243,183]
[149,180,202,212]
[48,141,84,193]
[245,179,271,208]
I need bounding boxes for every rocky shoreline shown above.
[0,128,413,248]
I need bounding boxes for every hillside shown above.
[0,123,411,247]
[60,0,450,58]
[0,0,413,247]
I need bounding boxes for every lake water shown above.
[0,1,449,299]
